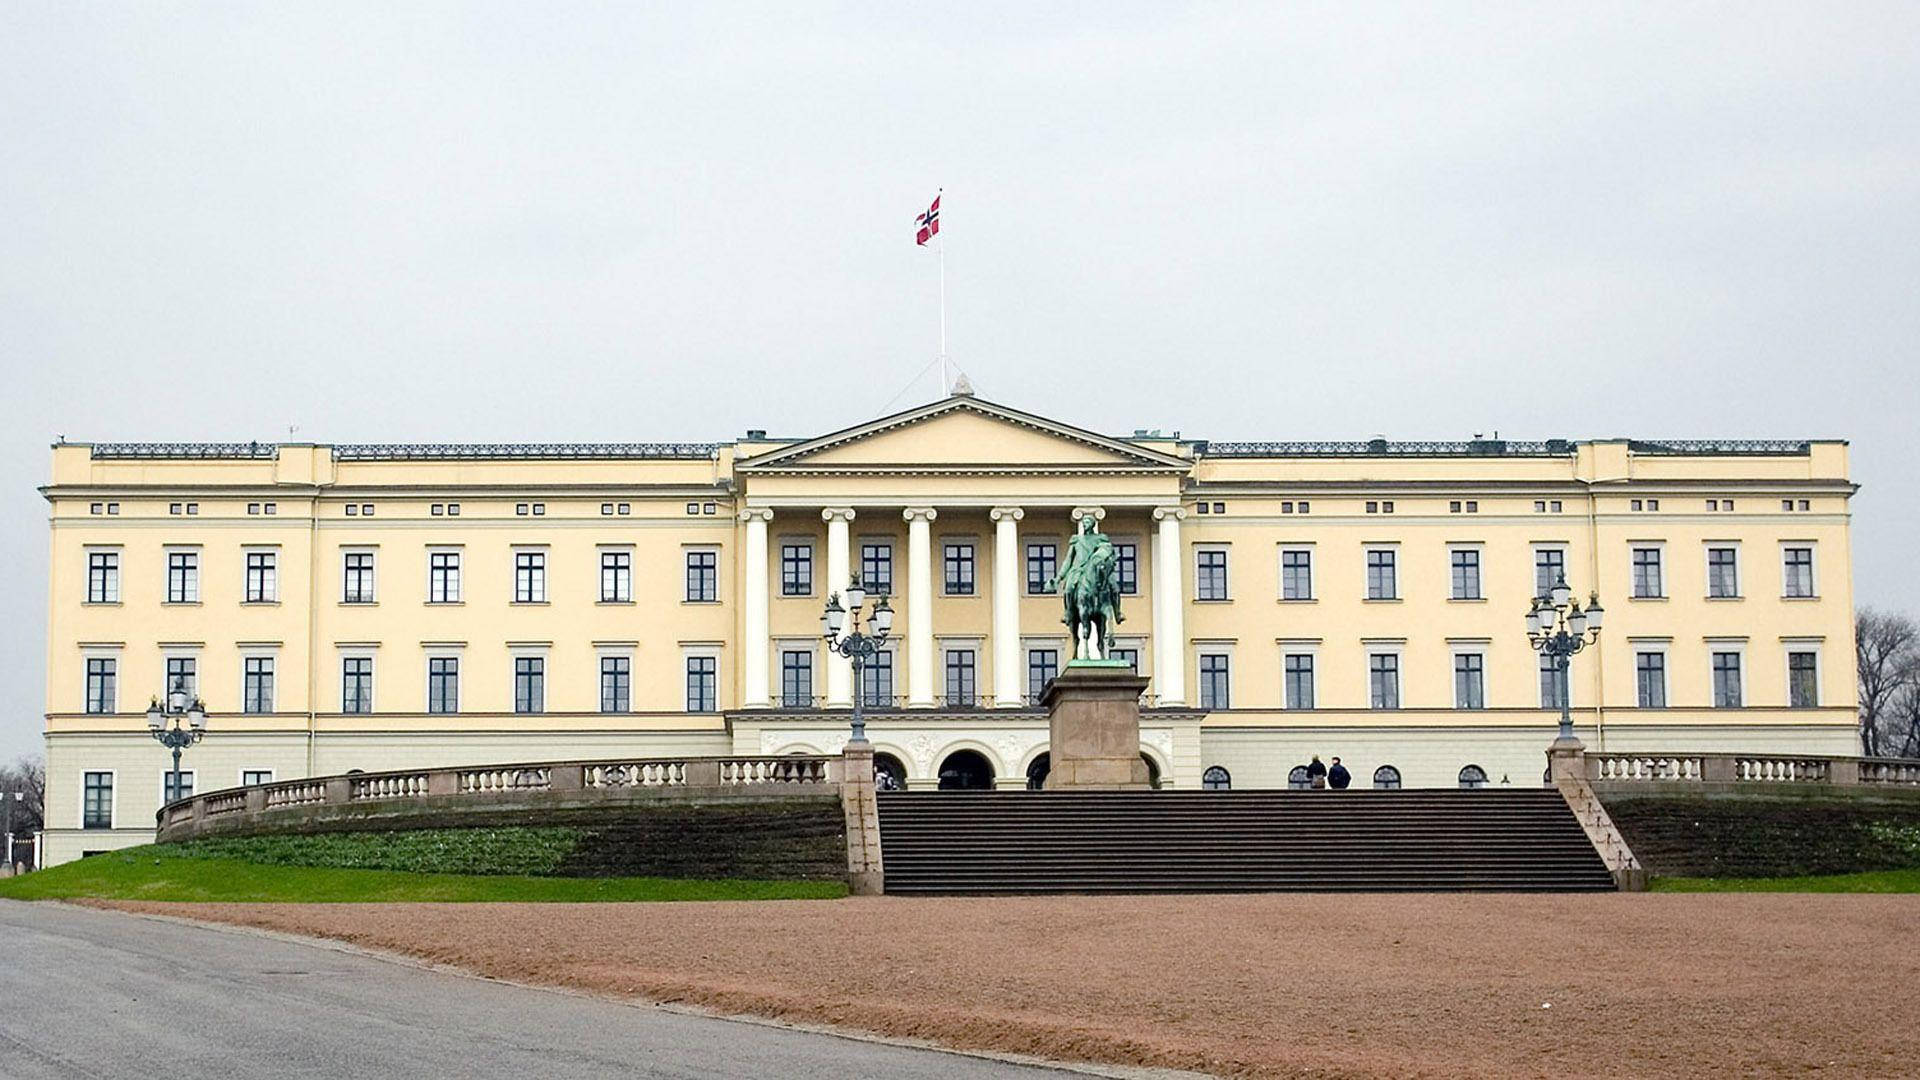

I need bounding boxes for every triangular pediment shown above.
[736,396,1190,473]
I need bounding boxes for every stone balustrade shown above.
[1587,752,1920,788]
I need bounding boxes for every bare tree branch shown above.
[1856,609,1920,757]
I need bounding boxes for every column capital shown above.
[989,506,1025,523]
[821,507,858,523]
[901,507,939,523]
[1152,506,1188,522]
[737,507,774,523]
[1070,506,1106,523]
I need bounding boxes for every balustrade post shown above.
[685,759,722,787]
[1828,757,1859,786]
[1701,755,1736,783]
[245,787,268,813]
[324,776,351,803]
[549,764,584,791]
[426,769,458,796]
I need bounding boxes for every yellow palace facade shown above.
[39,393,1859,864]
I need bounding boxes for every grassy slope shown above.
[0,848,846,903]
[1652,867,1920,893]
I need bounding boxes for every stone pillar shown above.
[1152,507,1187,705]
[903,507,938,707]
[990,506,1025,707]
[822,508,856,706]
[839,741,884,895]
[740,508,773,708]
[1042,664,1152,789]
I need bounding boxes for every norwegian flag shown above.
[915,194,941,245]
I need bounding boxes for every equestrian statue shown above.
[1052,512,1125,660]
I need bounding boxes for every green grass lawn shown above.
[1652,867,1920,893]
[0,848,847,903]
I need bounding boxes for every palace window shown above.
[1284,654,1314,709]
[1712,651,1743,708]
[1369,654,1400,710]
[1026,648,1059,702]
[1195,549,1229,601]
[1539,654,1568,710]
[1783,547,1815,598]
[82,773,112,829]
[943,542,974,596]
[1636,652,1666,708]
[944,649,976,706]
[514,657,545,714]
[780,651,812,708]
[601,551,632,603]
[243,657,274,714]
[1198,653,1230,709]
[860,650,894,708]
[1534,548,1565,597]
[1026,543,1057,595]
[1454,653,1485,709]
[164,657,197,700]
[606,655,638,713]
[244,551,277,603]
[861,543,893,593]
[686,656,717,712]
[427,657,459,713]
[1373,765,1403,790]
[166,551,199,603]
[1789,651,1818,708]
[515,551,547,603]
[343,551,375,603]
[342,657,373,714]
[242,770,274,787]
[1631,548,1663,598]
[1281,550,1312,600]
[1366,550,1397,600]
[1201,766,1231,791]
[1450,550,1482,600]
[87,551,119,603]
[1115,542,1137,595]
[686,550,718,602]
[163,771,195,804]
[1707,547,1740,598]
[1458,765,1489,789]
[781,543,813,596]
[1110,647,1139,673]
[429,551,461,603]
[85,658,116,714]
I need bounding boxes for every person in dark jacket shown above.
[1306,755,1328,789]
[1327,757,1351,790]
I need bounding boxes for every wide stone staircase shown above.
[876,789,1616,893]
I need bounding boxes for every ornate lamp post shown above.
[145,677,208,803]
[822,577,893,744]
[1526,573,1604,743]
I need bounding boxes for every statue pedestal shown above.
[1041,661,1152,790]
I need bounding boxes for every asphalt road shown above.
[0,900,1079,1079]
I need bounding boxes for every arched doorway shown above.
[1141,753,1162,790]
[873,753,907,791]
[937,749,995,790]
[1026,752,1050,790]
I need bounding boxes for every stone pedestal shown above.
[1041,662,1152,790]
[838,741,885,896]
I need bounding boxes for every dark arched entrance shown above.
[1026,752,1050,790]
[873,753,907,791]
[937,749,995,790]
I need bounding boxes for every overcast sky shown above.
[4,3,1917,760]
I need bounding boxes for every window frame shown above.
[685,651,719,712]
[1197,650,1231,709]
[1780,543,1817,599]
[1114,540,1139,596]
[1532,544,1569,599]
[1364,547,1398,601]
[1452,649,1487,709]
[780,541,814,597]
[1279,547,1314,601]
[1025,540,1058,596]
[81,770,115,830]
[85,547,121,604]
[241,653,276,714]
[860,541,894,595]
[1710,645,1745,708]
[426,654,461,714]
[943,647,978,707]
[340,653,375,714]
[242,547,279,604]
[1448,545,1483,601]
[1629,544,1665,600]
[778,647,813,708]
[1633,646,1668,709]
[1784,641,1822,708]
[84,654,118,714]
[512,654,546,714]
[1194,546,1230,602]
[1705,543,1742,600]
[165,547,201,604]
[943,540,976,596]
[600,547,634,604]
[161,769,196,805]
[427,548,463,604]
[1367,649,1402,710]
[513,548,548,604]
[600,652,633,714]
[684,547,720,603]
[1280,644,1316,710]
[859,646,896,708]
[1025,645,1061,703]
[341,548,377,604]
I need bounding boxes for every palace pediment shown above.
[735,396,1191,475]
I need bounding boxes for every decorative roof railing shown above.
[90,442,280,460]
[1200,439,1569,458]
[333,443,723,460]
[1626,439,1811,455]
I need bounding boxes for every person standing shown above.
[1328,756,1351,790]
[1306,755,1328,789]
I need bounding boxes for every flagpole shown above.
[937,189,948,395]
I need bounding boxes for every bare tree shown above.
[1857,609,1920,757]
[0,755,45,836]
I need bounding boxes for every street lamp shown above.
[1526,573,1604,743]
[146,676,208,803]
[822,576,893,744]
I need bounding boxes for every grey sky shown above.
[4,3,1917,760]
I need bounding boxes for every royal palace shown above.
[38,393,1859,865]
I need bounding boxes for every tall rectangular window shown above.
[1539,654,1568,709]
[861,543,893,593]
[244,551,277,602]
[1707,548,1739,598]
[87,551,120,603]
[165,656,197,700]
[515,551,547,603]
[1631,548,1663,598]
[781,543,813,596]
[686,550,718,602]
[1636,652,1666,708]
[166,551,199,603]
[163,771,195,803]
[1026,543,1057,595]
[1281,550,1312,600]
[512,657,545,713]
[601,551,632,602]
[343,551,375,603]
[686,656,717,711]
[1198,653,1231,709]
[1450,550,1482,600]
[861,651,894,708]
[944,649,976,706]
[601,656,631,713]
[342,657,373,714]
[82,772,112,829]
[780,650,812,708]
[1782,547,1814,598]
[1115,542,1137,595]
[1284,654,1314,709]
[1369,654,1401,709]
[1535,548,1566,596]
[427,657,459,713]
[1366,550,1397,600]
[1712,651,1743,707]
[944,543,975,596]
[1026,648,1059,702]
[429,551,461,603]
[1454,653,1485,709]
[243,657,274,713]
[85,658,116,714]
[1789,651,1818,708]
[1195,550,1229,601]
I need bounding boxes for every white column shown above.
[822,507,856,706]
[990,506,1025,707]
[903,507,938,707]
[1149,520,1167,693]
[740,508,773,708]
[1153,506,1187,706]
